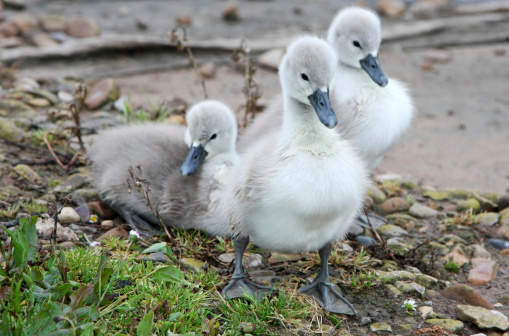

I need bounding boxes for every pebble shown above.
[74,203,91,222]
[443,244,471,266]
[468,258,498,286]
[249,269,277,285]
[268,252,302,264]
[222,3,240,22]
[370,322,392,332]
[176,15,191,26]
[394,281,426,298]
[0,119,24,141]
[499,194,509,211]
[476,212,500,227]
[3,0,26,10]
[0,99,37,118]
[97,227,129,241]
[500,249,509,256]
[456,305,509,331]
[181,257,205,272]
[376,270,416,281]
[59,207,81,224]
[425,319,464,333]
[419,306,434,319]
[15,77,40,91]
[218,252,235,264]
[424,49,452,64]
[14,164,42,184]
[40,15,67,32]
[26,89,59,105]
[471,244,491,259]
[58,91,74,103]
[347,223,364,236]
[381,197,409,214]
[356,236,377,247]
[456,198,482,213]
[359,317,372,326]
[85,78,120,110]
[378,0,406,17]
[11,13,38,33]
[385,284,402,297]
[442,284,494,309]
[66,16,99,38]
[101,220,114,228]
[415,274,438,288]
[32,33,59,47]
[423,189,451,201]
[430,242,450,255]
[439,234,468,246]
[71,188,99,205]
[199,62,216,79]
[244,254,262,268]
[386,213,418,230]
[36,217,79,242]
[0,21,20,37]
[257,48,285,71]
[409,203,438,218]
[139,252,170,263]
[378,224,408,237]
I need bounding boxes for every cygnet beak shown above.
[360,54,389,87]
[180,144,208,176]
[308,89,338,129]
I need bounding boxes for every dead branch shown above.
[43,135,81,173]
[70,82,87,152]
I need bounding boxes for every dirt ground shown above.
[114,42,509,194]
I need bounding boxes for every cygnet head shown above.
[279,36,338,128]
[327,7,388,87]
[180,100,237,176]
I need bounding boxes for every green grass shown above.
[0,216,314,335]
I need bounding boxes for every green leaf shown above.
[25,303,62,334]
[137,310,154,336]
[168,312,182,322]
[70,285,93,310]
[12,241,27,269]
[51,283,71,301]
[151,266,191,286]
[142,242,167,254]
[22,216,38,262]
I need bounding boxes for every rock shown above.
[268,252,302,264]
[97,227,129,241]
[375,174,418,189]
[471,245,491,259]
[58,207,81,224]
[2,0,25,10]
[359,316,372,326]
[13,164,42,184]
[181,257,205,272]
[438,234,468,246]
[39,15,67,32]
[0,119,24,141]
[218,253,235,263]
[499,194,509,211]
[12,13,38,34]
[66,16,99,38]
[430,242,450,255]
[139,252,170,263]
[88,201,116,218]
[0,99,37,118]
[385,284,402,297]
[425,49,452,64]
[394,281,426,298]
[356,236,377,247]
[347,223,364,236]
[36,217,79,242]
[368,184,387,203]
[408,2,441,20]
[222,3,239,22]
[386,213,419,230]
[71,189,99,205]
[31,33,59,47]
[85,78,120,110]
[26,97,51,108]
[196,62,215,79]
[476,212,499,227]
[423,189,451,201]
[67,173,91,188]
[370,322,392,332]
[101,220,114,228]
[378,224,408,238]
[26,89,59,105]
[382,197,409,214]
[378,0,406,17]
[74,203,90,222]
[244,254,262,268]
[376,270,416,282]
[419,306,434,319]
[387,237,414,253]
[0,21,20,37]
[257,48,285,71]
[176,15,191,26]
[442,284,494,309]
[500,249,509,256]
[443,244,471,267]
[409,203,438,218]
[426,319,464,333]
[58,91,74,103]
[416,274,438,288]
[457,198,482,213]
[456,305,509,331]
[249,269,277,284]
[468,258,498,286]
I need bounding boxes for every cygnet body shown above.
[88,100,238,237]
[223,36,368,315]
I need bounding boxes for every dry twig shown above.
[50,195,72,255]
[70,82,87,152]
[43,135,80,172]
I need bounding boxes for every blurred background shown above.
[1,0,508,193]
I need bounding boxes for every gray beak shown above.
[308,89,338,129]
[180,144,208,176]
[360,54,388,87]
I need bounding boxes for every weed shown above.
[444,261,460,273]
[442,208,476,226]
[23,200,47,214]
[350,271,378,291]
[0,201,22,219]
[379,180,404,198]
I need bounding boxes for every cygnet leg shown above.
[222,236,273,300]
[299,242,357,316]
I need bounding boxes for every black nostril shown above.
[194,155,198,160]
[371,64,375,68]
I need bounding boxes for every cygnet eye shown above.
[353,40,362,49]
[210,133,217,140]
[301,73,309,81]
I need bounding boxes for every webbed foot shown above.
[222,277,273,300]
[299,280,357,315]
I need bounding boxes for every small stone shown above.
[409,203,438,218]
[237,322,254,333]
[387,237,414,254]
[97,227,129,241]
[457,198,482,213]
[476,212,500,227]
[382,197,410,214]
[419,306,434,319]
[101,220,114,228]
[218,253,235,263]
[257,48,285,71]
[499,194,509,211]
[426,319,464,333]
[0,21,20,37]
[438,234,468,246]
[471,244,491,259]
[176,15,191,26]
[31,33,59,47]
[370,322,392,332]
[58,91,74,103]
[268,252,302,264]
[0,99,37,118]
[13,164,42,184]
[88,201,116,218]
[347,223,364,236]
[456,305,509,331]
[408,2,441,19]
[394,281,426,298]
[11,13,38,34]
[378,0,406,17]
[378,224,408,238]
[468,258,498,286]
[386,213,419,230]
[73,203,90,222]
[165,114,186,125]
[26,89,59,105]
[199,62,215,79]
[385,284,402,297]
[360,317,372,326]
[71,189,99,205]
[59,207,81,224]
[2,0,26,10]
[58,241,75,250]
[40,15,67,32]
[140,252,170,263]
[442,284,494,309]
[356,235,377,247]
[244,254,262,268]
[425,49,452,64]
[66,16,99,38]
[423,189,451,201]
[443,244,471,267]
[416,274,438,288]
[368,183,387,203]
[500,249,509,256]
[430,242,450,255]
[85,78,120,110]
[117,6,130,17]
[421,61,434,71]
[181,257,205,272]
[376,270,416,281]
[222,3,239,22]
[0,119,24,141]
[26,97,51,108]
[36,217,79,242]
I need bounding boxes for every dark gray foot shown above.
[222,277,273,300]
[299,281,357,315]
